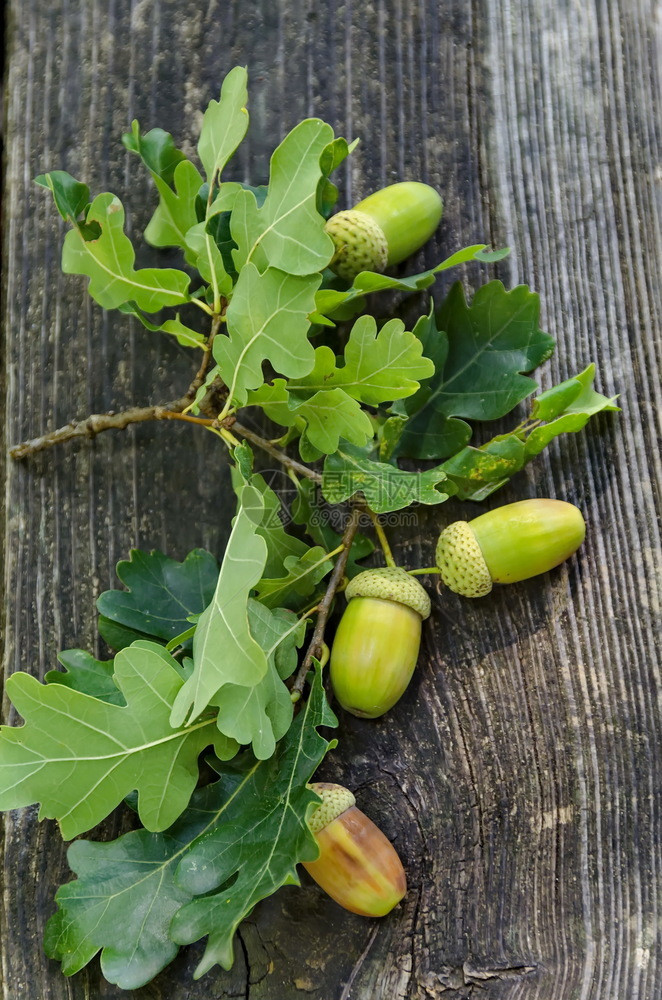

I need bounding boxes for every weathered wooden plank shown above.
[2,1,660,999]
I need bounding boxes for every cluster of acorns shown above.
[301,183,587,919]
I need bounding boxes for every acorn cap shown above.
[435,521,492,598]
[308,782,356,834]
[345,566,431,620]
[325,210,389,282]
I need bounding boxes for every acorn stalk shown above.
[303,782,406,916]
[330,566,431,718]
[325,181,443,282]
[435,498,586,598]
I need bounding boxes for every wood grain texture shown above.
[2,1,660,998]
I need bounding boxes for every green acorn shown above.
[303,782,407,916]
[435,499,586,598]
[329,567,431,718]
[325,181,443,282]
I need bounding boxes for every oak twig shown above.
[231,422,322,483]
[290,506,360,699]
[8,400,205,459]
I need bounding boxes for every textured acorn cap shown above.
[308,782,356,834]
[325,210,388,282]
[435,521,493,598]
[345,566,431,620]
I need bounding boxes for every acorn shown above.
[435,498,586,598]
[330,566,431,718]
[325,181,443,282]
[303,782,407,916]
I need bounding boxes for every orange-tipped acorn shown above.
[435,498,586,598]
[330,567,431,718]
[325,182,443,282]
[303,782,407,916]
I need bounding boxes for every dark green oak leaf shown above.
[170,664,336,976]
[394,282,556,459]
[316,135,358,218]
[44,665,335,987]
[35,171,90,225]
[122,120,187,186]
[45,650,123,705]
[97,548,219,644]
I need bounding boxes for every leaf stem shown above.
[362,507,396,568]
[191,297,214,316]
[407,567,443,576]
[290,506,360,699]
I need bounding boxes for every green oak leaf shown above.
[231,118,335,275]
[289,315,434,404]
[322,442,456,514]
[394,282,556,460]
[253,546,333,610]
[214,263,320,407]
[0,642,236,840]
[523,363,620,456]
[443,364,619,501]
[122,121,204,253]
[291,479,374,577]
[170,664,336,976]
[35,171,90,225]
[122,121,187,186]
[247,381,373,455]
[317,135,358,218]
[230,444,313,576]
[530,363,620,425]
[441,437,526,502]
[183,185,242,298]
[211,601,305,759]
[203,183,267,281]
[246,315,431,455]
[145,161,205,252]
[197,66,249,186]
[315,244,507,318]
[118,303,206,348]
[170,485,269,728]
[45,650,124,705]
[185,221,233,298]
[61,193,191,312]
[44,665,335,987]
[97,548,220,644]
[378,414,409,460]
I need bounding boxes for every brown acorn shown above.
[303,782,407,916]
